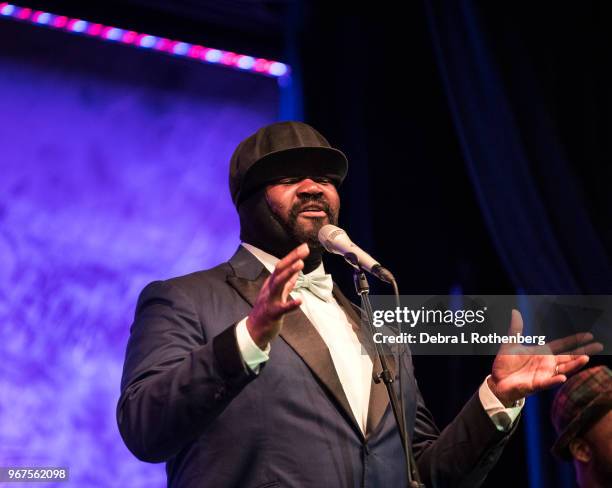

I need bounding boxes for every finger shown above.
[564,341,604,357]
[274,243,310,274]
[281,271,300,302]
[538,375,568,390]
[547,332,595,354]
[270,296,302,318]
[508,309,523,336]
[270,260,304,297]
[556,355,589,376]
[554,353,579,365]
[552,344,598,365]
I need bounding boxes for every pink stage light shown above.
[121,30,138,44]
[0,3,290,78]
[220,51,238,66]
[155,38,173,52]
[254,58,271,72]
[53,15,68,29]
[187,45,204,59]
[16,6,31,20]
[87,23,103,36]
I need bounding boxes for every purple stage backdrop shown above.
[0,21,279,487]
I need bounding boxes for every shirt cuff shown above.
[235,316,271,374]
[478,375,525,432]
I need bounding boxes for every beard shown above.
[238,189,339,274]
[269,194,339,251]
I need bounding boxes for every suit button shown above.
[364,444,370,455]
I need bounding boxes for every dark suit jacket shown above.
[117,246,517,488]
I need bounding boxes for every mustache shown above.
[289,196,332,217]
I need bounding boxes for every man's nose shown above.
[296,178,324,196]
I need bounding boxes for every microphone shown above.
[318,224,395,283]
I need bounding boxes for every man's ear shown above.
[569,437,592,463]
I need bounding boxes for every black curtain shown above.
[300,2,612,487]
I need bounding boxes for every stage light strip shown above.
[0,3,290,78]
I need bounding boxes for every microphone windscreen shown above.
[318,224,346,253]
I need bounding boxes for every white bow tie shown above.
[293,272,334,302]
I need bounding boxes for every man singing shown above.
[117,121,595,487]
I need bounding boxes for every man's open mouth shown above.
[298,205,327,217]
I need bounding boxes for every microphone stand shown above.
[347,254,425,488]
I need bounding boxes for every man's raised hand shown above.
[246,243,309,349]
[488,309,604,406]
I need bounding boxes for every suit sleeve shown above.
[116,280,256,463]
[410,376,520,488]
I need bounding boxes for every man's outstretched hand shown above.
[246,243,309,349]
[488,309,604,407]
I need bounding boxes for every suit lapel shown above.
[278,306,361,434]
[226,247,362,436]
[332,285,394,438]
[226,269,266,306]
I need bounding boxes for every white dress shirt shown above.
[234,243,523,432]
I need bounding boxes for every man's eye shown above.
[276,177,332,185]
